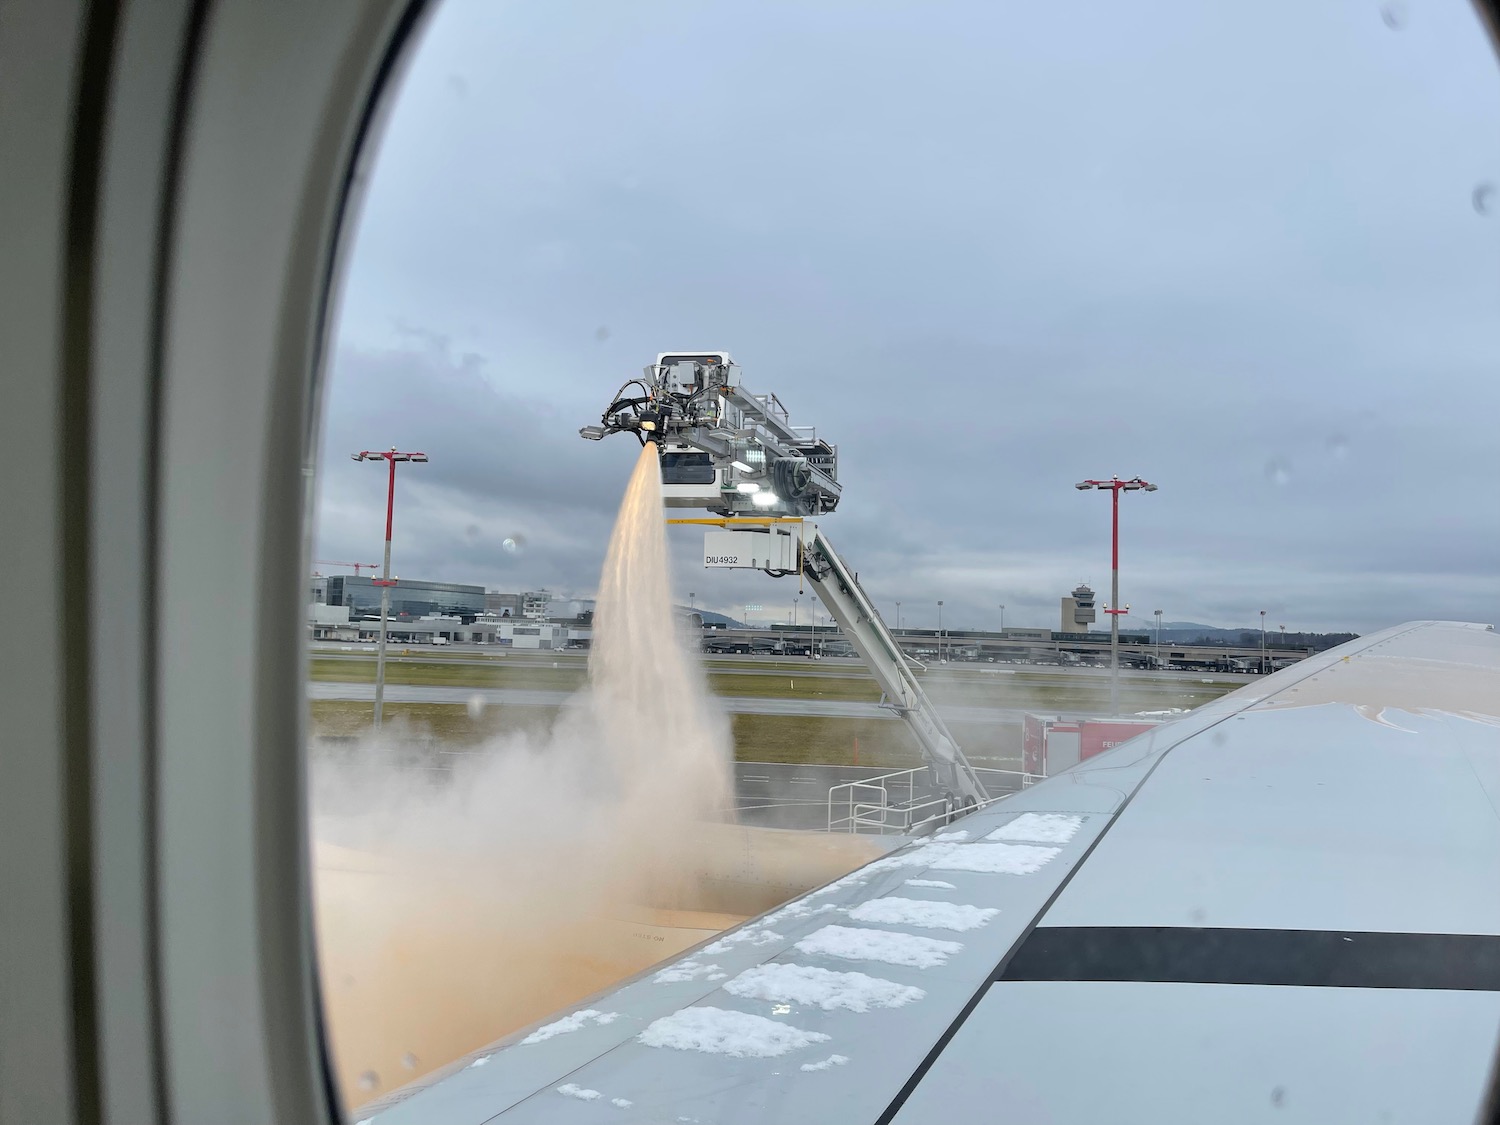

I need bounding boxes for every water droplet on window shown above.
[1473,182,1494,215]
[502,535,524,556]
[1379,2,1406,29]
[465,523,481,540]
[1326,433,1350,459]
[401,1052,419,1070]
[466,694,486,719]
[594,325,611,342]
[447,73,469,98]
[1271,1086,1286,1108]
[358,1070,379,1091]
[1264,457,1292,486]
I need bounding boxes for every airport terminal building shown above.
[325,575,486,619]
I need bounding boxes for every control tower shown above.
[1061,583,1097,633]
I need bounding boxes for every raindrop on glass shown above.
[1473,182,1494,215]
[401,1052,419,1070]
[466,694,486,720]
[465,522,482,540]
[1379,1,1406,29]
[358,1070,379,1092]
[1264,457,1292,486]
[594,324,611,342]
[1326,433,1350,459]
[502,534,525,556]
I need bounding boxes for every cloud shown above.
[315,0,1500,633]
[313,338,640,593]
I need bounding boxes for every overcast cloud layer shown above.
[314,0,1500,634]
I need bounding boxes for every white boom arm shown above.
[586,351,988,810]
[798,524,989,808]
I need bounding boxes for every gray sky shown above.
[315,0,1500,634]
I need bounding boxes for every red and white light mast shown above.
[1075,476,1158,715]
[352,447,428,727]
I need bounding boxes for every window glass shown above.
[309,0,1500,1113]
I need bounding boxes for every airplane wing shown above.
[356,621,1500,1124]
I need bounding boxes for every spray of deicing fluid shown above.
[587,441,735,849]
[312,440,736,1103]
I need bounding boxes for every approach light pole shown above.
[1260,609,1267,675]
[937,600,944,663]
[999,604,1006,632]
[895,601,902,631]
[1154,608,1163,670]
[1076,476,1158,715]
[353,447,428,728]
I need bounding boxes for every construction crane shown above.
[316,559,380,576]
[582,351,988,814]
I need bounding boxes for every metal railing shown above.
[826,767,937,835]
[826,766,1047,834]
[973,766,1047,796]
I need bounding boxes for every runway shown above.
[310,645,1254,686]
[307,680,1045,723]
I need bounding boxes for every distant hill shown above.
[1121,620,1357,651]
[1159,621,1249,641]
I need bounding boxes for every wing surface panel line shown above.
[869,704,1249,1125]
